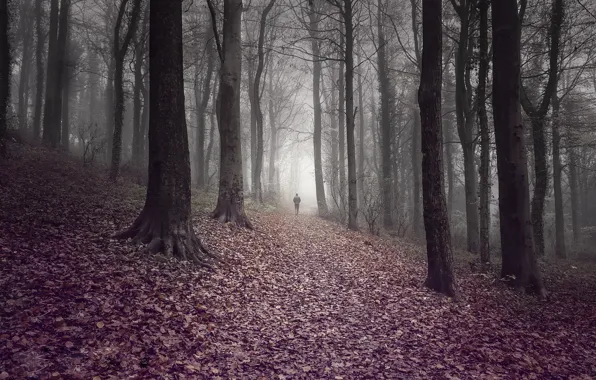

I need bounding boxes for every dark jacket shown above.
[293,196,301,204]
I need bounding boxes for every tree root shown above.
[113,210,219,267]
[211,201,253,229]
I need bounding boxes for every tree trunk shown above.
[491,0,545,297]
[32,0,45,141]
[418,0,455,297]
[110,0,142,180]
[211,0,251,228]
[412,103,422,237]
[309,1,328,215]
[105,57,115,160]
[115,0,213,264]
[61,38,71,151]
[338,33,347,213]
[344,0,358,231]
[477,0,490,268]
[377,0,393,228]
[568,144,580,243]
[196,35,215,188]
[42,0,60,147]
[267,74,277,193]
[252,0,276,203]
[205,78,218,186]
[0,0,9,156]
[132,5,148,167]
[330,65,339,205]
[17,0,33,133]
[357,50,365,212]
[452,0,479,254]
[551,92,565,258]
[520,0,564,258]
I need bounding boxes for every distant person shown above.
[293,193,301,215]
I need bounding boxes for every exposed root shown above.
[113,210,218,267]
[211,201,253,229]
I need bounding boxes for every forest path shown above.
[1,144,594,379]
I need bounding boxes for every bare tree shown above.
[491,0,545,297]
[115,0,214,264]
[419,0,455,297]
[110,0,142,180]
[209,0,252,227]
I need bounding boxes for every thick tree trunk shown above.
[329,64,339,203]
[32,0,44,140]
[309,1,328,215]
[110,0,142,180]
[42,0,60,147]
[418,0,455,297]
[344,0,358,231]
[491,0,545,297]
[0,0,9,156]
[377,0,392,228]
[477,0,490,268]
[211,0,251,228]
[551,92,565,258]
[115,0,213,264]
[196,36,215,188]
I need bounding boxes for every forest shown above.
[1,0,596,378]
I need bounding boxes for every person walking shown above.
[293,193,301,215]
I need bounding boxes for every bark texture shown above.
[211,0,252,228]
[343,0,358,231]
[115,0,214,265]
[491,0,545,297]
[477,0,490,268]
[0,0,9,156]
[418,0,455,297]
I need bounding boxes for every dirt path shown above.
[1,145,595,379]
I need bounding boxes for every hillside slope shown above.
[1,144,595,379]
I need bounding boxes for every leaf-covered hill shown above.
[1,145,595,379]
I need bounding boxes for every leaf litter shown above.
[1,144,595,379]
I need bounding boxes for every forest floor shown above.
[1,143,595,379]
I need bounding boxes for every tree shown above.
[307,0,328,216]
[377,0,393,228]
[110,0,142,180]
[491,0,545,297]
[132,4,149,168]
[450,0,480,254]
[195,27,215,189]
[520,0,564,257]
[42,0,60,147]
[114,0,213,264]
[0,0,9,156]
[418,0,455,297]
[343,0,358,230]
[17,0,34,133]
[32,0,44,141]
[209,0,252,228]
[477,0,490,269]
[252,0,276,203]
